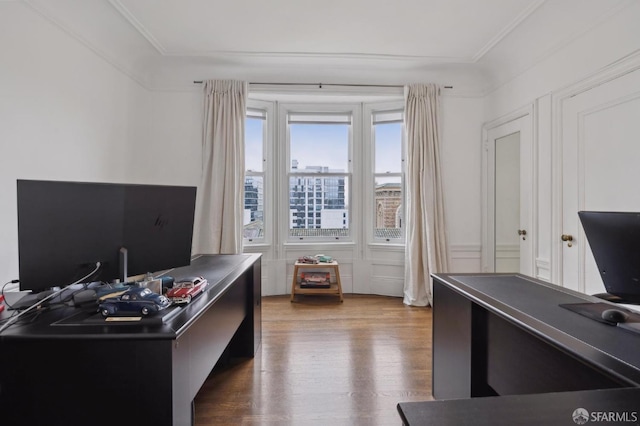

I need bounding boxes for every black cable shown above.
[0,304,34,326]
[1,279,21,310]
[0,262,101,334]
[69,262,103,286]
[1,279,38,327]
[23,263,103,309]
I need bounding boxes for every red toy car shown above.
[166,276,208,304]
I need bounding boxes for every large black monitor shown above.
[17,180,197,293]
[578,211,640,304]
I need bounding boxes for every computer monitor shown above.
[578,211,640,304]
[122,184,197,280]
[17,180,197,293]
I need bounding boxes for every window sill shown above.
[243,242,270,249]
[284,241,356,247]
[368,243,405,250]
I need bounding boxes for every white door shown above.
[560,68,640,294]
[483,113,533,275]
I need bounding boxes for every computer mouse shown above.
[601,308,629,324]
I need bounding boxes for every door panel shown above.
[495,132,521,272]
[561,69,640,294]
[483,114,533,275]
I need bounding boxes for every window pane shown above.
[374,176,402,240]
[290,123,349,172]
[289,175,349,238]
[243,176,264,239]
[245,117,263,172]
[374,122,402,173]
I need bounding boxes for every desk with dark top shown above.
[0,254,261,426]
[397,274,640,425]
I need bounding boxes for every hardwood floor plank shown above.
[195,294,433,425]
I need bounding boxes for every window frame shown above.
[243,99,274,246]
[364,101,406,245]
[278,102,361,243]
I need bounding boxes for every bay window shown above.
[244,99,404,246]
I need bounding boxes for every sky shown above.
[245,119,402,174]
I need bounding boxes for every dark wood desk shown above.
[398,388,640,425]
[0,254,261,426]
[397,273,640,425]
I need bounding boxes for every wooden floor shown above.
[194,294,434,426]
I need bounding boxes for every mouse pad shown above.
[51,304,183,327]
[559,302,640,325]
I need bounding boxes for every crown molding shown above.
[107,0,546,66]
[160,50,475,66]
[472,0,546,62]
[22,0,151,89]
[107,0,476,64]
[108,0,166,54]
[482,0,635,97]
[20,0,630,99]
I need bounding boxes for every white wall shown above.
[440,95,484,273]
[480,1,640,287]
[0,2,486,297]
[0,2,154,285]
[125,90,203,187]
[483,2,640,119]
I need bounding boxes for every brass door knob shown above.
[518,229,527,236]
[561,234,574,247]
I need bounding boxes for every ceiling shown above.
[110,0,537,60]
[20,0,634,92]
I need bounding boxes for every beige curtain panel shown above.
[193,80,247,255]
[403,83,449,306]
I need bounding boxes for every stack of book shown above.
[300,272,331,288]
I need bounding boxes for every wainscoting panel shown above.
[495,243,520,273]
[449,244,482,273]
[536,258,551,282]
[249,243,483,296]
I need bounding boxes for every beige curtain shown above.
[193,80,247,255]
[403,83,449,306]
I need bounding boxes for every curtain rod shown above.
[192,81,453,89]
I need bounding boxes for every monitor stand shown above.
[119,247,128,283]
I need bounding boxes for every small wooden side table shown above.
[291,260,344,302]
